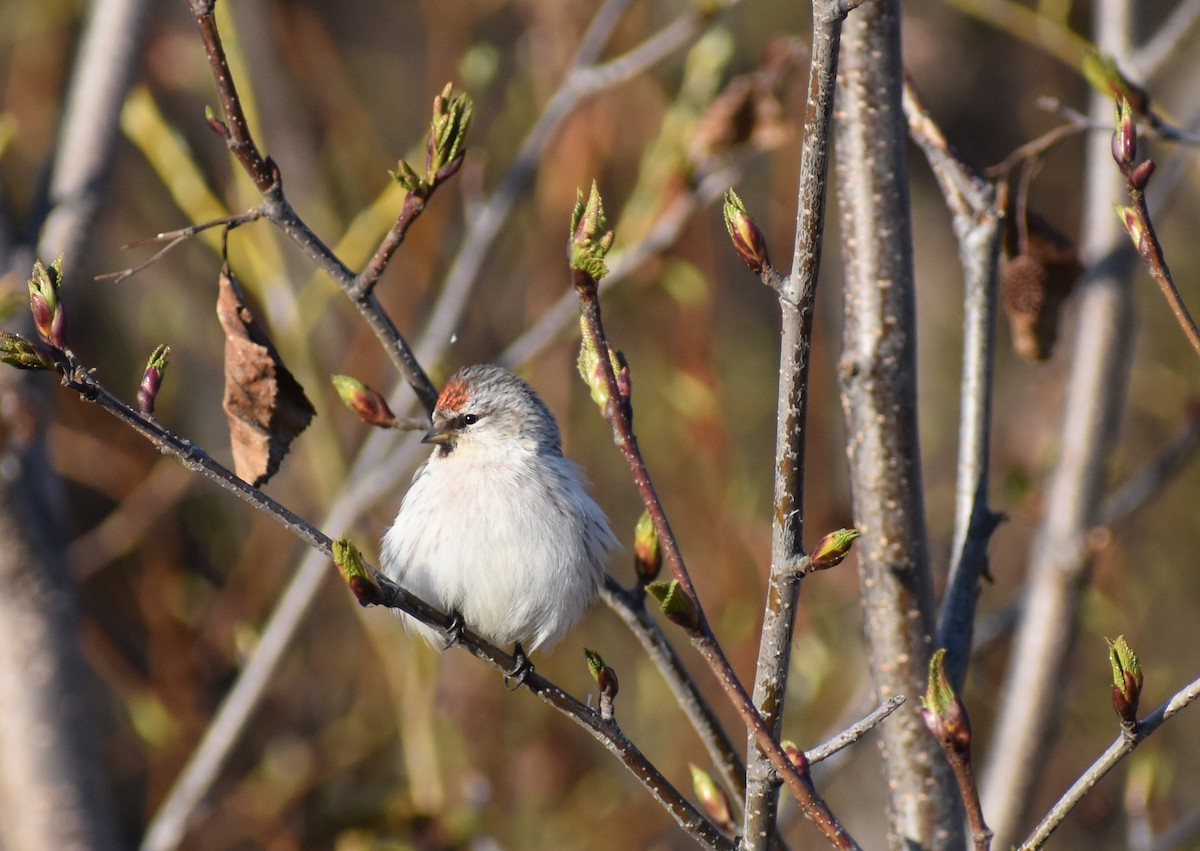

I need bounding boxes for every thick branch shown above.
[833,1,961,846]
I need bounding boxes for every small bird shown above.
[382,364,619,657]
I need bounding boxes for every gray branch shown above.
[832,0,961,846]
[742,1,857,847]
[978,0,1140,843]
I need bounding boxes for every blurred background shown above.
[2,0,1199,848]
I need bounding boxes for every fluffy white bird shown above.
[382,364,618,654]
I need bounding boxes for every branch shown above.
[739,1,860,846]
[1020,674,1200,850]
[187,0,439,412]
[979,0,1139,841]
[601,578,747,803]
[24,347,732,851]
[1111,98,1200,361]
[833,0,961,843]
[139,5,734,844]
[571,192,859,850]
[416,0,714,363]
[901,77,1006,691]
[807,695,905,765]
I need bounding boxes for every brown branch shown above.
[1111,99,1200,361]
[602,578,747,802]
[572,260,859,850]
[42,348,734,851]
[97,209,265,283]
[187,0,439,412]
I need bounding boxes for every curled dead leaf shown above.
[217,265,315,486]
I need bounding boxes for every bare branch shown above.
[601,578,746,802]
[833,0,961,844]
[743,0,859,846]
[573,212,859,849]
[1021,674,1200,850]
[187,0,439,412]
[902,77,1006,690]
[807,695,905,765]
[979,0,1139,841]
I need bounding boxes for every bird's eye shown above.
[462,414,479,426]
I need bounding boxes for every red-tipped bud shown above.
[780,739,810,775]
[646,579,700,632]
[27,259,67,349]
[333,536,382,607]
[1116,205,1145,253]
[1129,159,1155,191]
[1107,635,1143,727]
[138,344,170,416]
[585,648,619,721]
[689,764,735,833]
[809,528,861,570]
[723,190,770,274]
[633,510,662,584]
[332,374,396,428]
[921,648,972,758]
[0,331,55,370]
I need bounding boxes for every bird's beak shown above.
[422,423,456,445]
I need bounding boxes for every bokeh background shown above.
[2,0,1199,848]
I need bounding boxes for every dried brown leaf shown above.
[217,266,315,486]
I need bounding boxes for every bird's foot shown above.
[503,643,533,690]
[441,611,465,650]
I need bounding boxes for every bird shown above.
[381,364,619,660]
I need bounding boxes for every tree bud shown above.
[138,344,170,416]
[809,528,861,570]
[1107,635,1142,727]
[332,374,396,428]
[689,764,734,832]
[723,190,770,274]
[633,510,662,584]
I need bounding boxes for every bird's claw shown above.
[442,611,465,650]
[503,643,533,690]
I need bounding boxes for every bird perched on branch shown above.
[382,364,618,663]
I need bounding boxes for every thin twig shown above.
[573,258,858,849]
[979,0,1139,840]
[1020,675,1200,850]
[499,165,738,369]
[742,1,859,847]
[902,78,1006,691]
[96,209,266,283]
[1112,102,1200,361]
[416,2,714,361]
[807,696,904,765]
[187,0,439,412]
[601,578,747,801]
